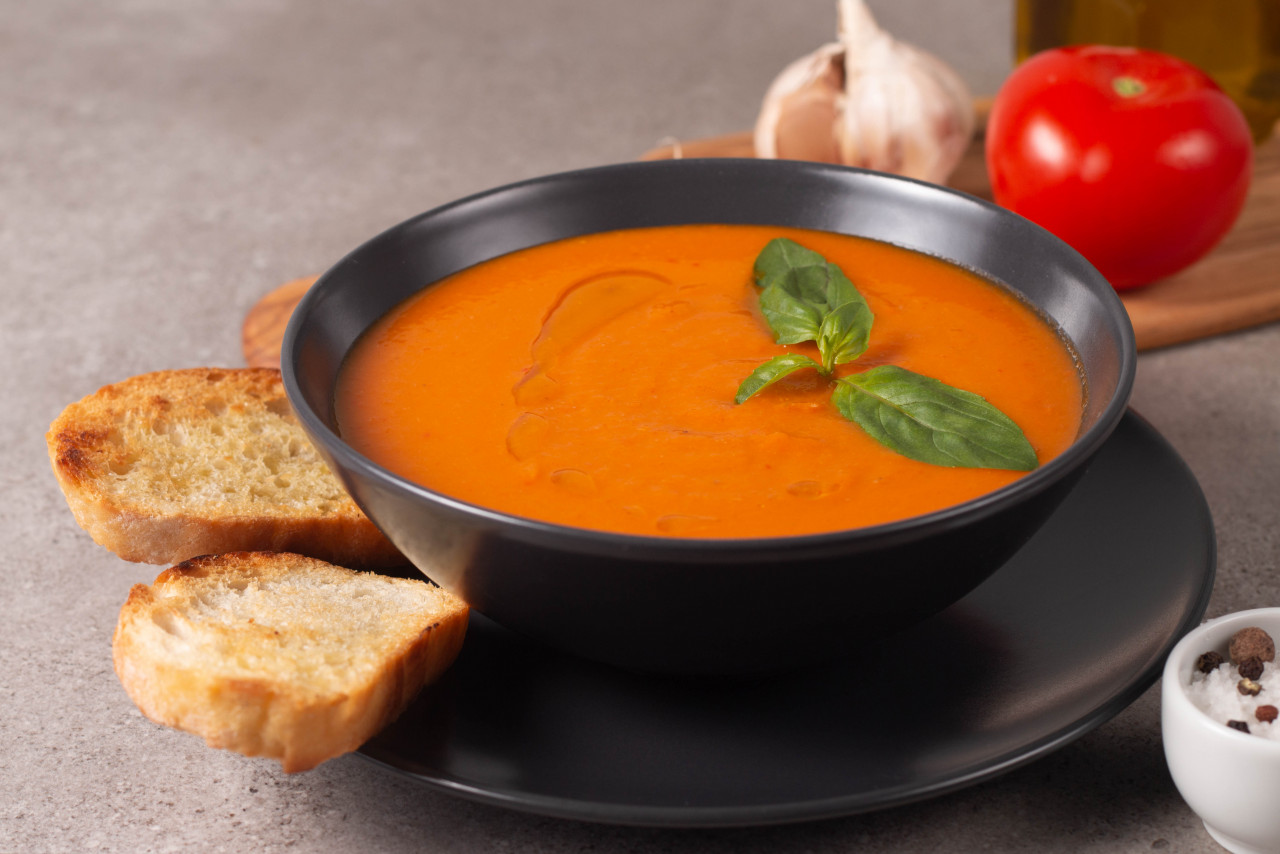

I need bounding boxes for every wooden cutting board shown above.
[243,119,1280,368]
[241,275,318,369]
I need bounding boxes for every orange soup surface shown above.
[336,225,1083,538]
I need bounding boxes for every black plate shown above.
[360,411,1214,827]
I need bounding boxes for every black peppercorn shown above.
[1227,720,1251,733]
[1196,651,1224,673]
[1239,656,1265,680]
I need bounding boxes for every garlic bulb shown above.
[754,0,975,185]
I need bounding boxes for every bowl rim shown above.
[1163,607,1280,750]
[282,158,1138,560]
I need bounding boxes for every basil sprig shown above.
[737,238,1039,471]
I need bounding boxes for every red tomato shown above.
[986,46,1253,290]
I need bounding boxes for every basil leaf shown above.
[756,239,864,309]
[735,354,823,404]
[817,298,874,370]
[832,366,1039,471]
[782,264,832,307]
[822,264,862,314]
[759,279,825,345]
[754,237,828,291]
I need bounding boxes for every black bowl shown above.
[282,159,1135,675]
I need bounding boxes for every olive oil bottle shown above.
[1016,0,1280,142]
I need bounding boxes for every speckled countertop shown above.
[5,1,1279,851]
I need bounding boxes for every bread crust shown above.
[112,552,469,772]
[47,368,403,567]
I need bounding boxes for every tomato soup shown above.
[335,225,1083,538]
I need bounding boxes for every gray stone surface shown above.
[3,0,1274,851]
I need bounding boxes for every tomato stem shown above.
[1112,76,1146,98]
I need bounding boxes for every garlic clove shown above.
[754,0,975,186]
[753,43,845,162]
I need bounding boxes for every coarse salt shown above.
[1186,659,1280,740]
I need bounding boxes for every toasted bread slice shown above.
[113,552,469,772]
[47,367,402,567]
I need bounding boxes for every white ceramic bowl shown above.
[1163,608,1280,854]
